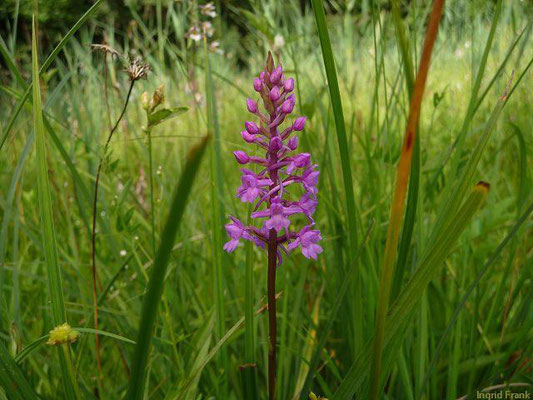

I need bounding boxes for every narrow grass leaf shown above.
[0,341,37,400]
[1,0,104,151]
[126,135,209,400]
[333,182,490,399]
[418,202,533,398]
[369,1,444,398]
[32,15,80,399]
[310,0,362,356]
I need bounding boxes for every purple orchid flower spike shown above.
[223,53,322,263]
[222,52,321,400]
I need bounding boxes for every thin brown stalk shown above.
[90,80,135,393]
[369,0,445,399]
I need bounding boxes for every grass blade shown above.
[369,1,445,398]
[0,341,37,400]
[333,181,490,399]
[300,223,373,397]
[429,0,503,189]
[311,0,361,354]
[417,202,533,398]
[1,0,104,151]
[428,73,513,245]
[32,14,80,399]
[204,45,228,394]
[310,0,359,252]
[126,135,209,400]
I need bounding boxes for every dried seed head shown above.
[125,56,151,81]
[91,43,120,58]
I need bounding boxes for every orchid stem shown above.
[267,228,277,400]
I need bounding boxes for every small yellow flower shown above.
[46,323,80,346]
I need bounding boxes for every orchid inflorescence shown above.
[224,53,322,263]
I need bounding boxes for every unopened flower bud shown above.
[245,121,260,135]
[241,130,256,143]
[283,78,294,92]
[253,78,263,92]
[281,99,294,114]
[270,68,281,84]
[270,86,280,102]
[288,136,299,150]
[141,91,150,110]
[246,98,258,113]
[233,151,250,164]
[152,84,164,108]
[293,116,307,131]
[269,136,283,151]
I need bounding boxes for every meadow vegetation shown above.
[0,0,532,399]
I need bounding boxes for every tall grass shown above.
[0,0,532,399]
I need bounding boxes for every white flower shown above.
[200,2,217,18]
[209,41,224,55]
[202,21,214,38]
[120,250,127,257]
[273,34,285,51]
[186,26,202,42]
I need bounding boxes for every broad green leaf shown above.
[148,107,188,126]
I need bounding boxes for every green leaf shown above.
[333,182,490,399]
[1,0,105,151]
[0,341,38,400]
[126,135,209,400]
[32,15,80,399]
[148,107,188,127]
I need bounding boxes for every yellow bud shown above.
[141,91,150,110]
[46,323,80,346]
[309,393,318,400]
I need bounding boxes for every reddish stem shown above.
[267,228,277,400]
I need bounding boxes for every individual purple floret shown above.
[223,53,322,263]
